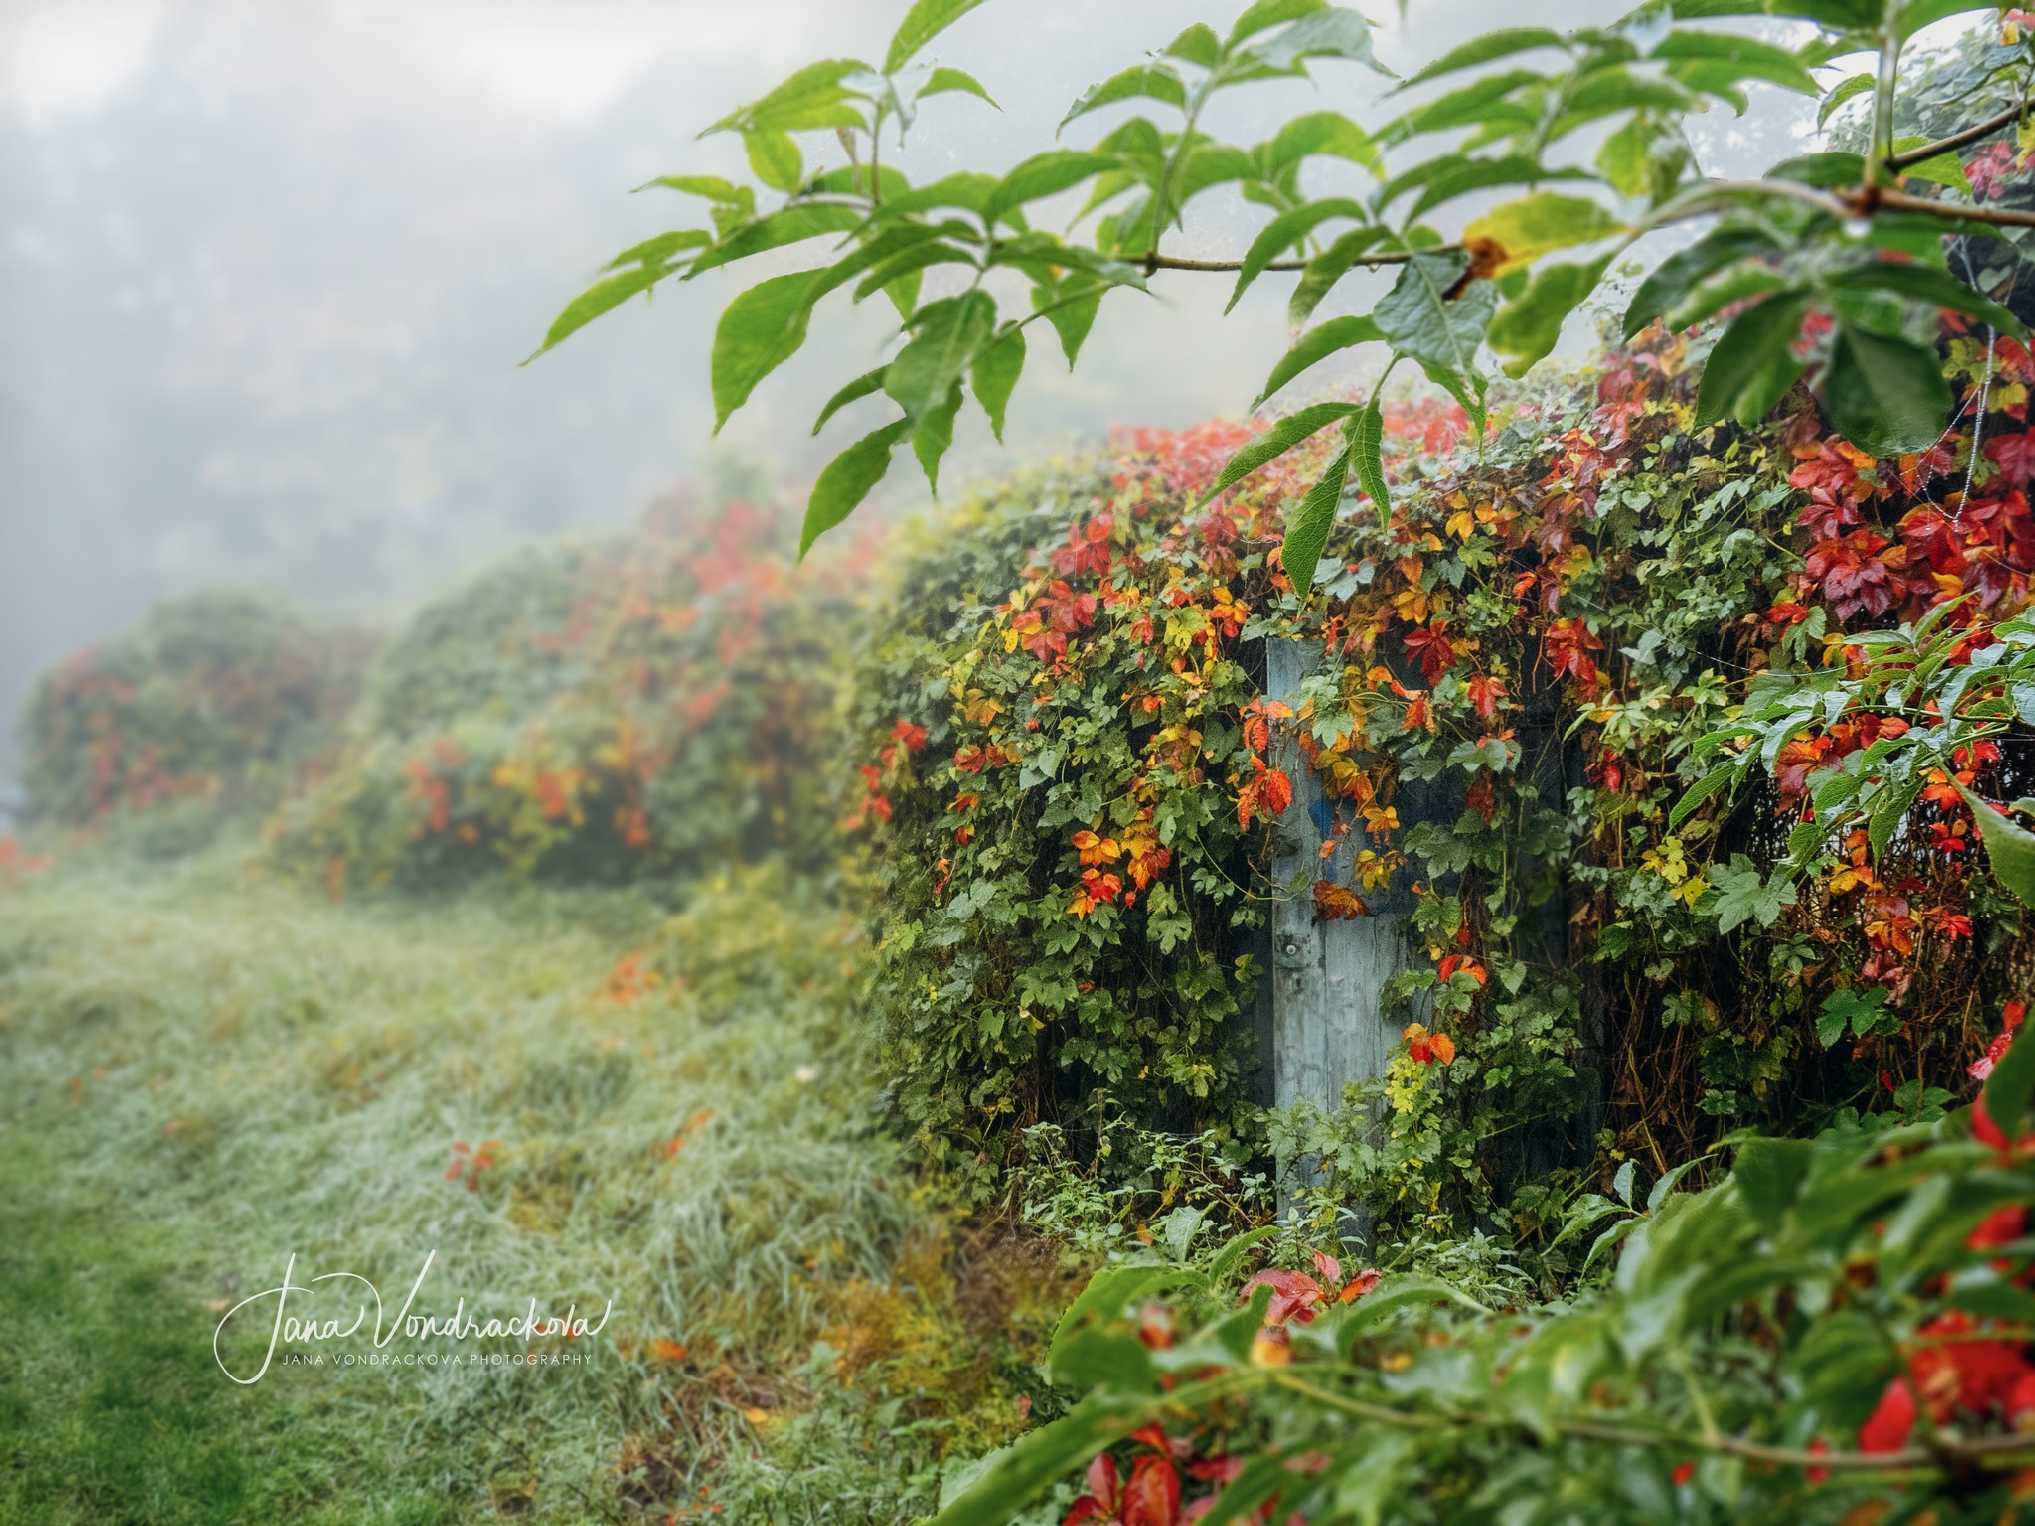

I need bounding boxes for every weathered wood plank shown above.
[1262,639,1421,1244]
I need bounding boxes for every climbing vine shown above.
[852,297,2033,1225]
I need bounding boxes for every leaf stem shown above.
[1866,0,1901,186]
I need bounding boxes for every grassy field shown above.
[0,844,1064,1523]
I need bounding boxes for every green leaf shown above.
[1051,1265,1194,1353]
[884,0,988,73]
[1954,779,2035,907]
[1461,191,1623,271]
[970,327,1026,442]
[632,173,753,208]
[1048,1328,1158,1392]
[1256,315,1384,405]
[1227,0,1329,49]
[930,1395,1141,1526]
[1281,446,1352,595]
[910,382,965,494]
[523,263,672,363]
[1203,1224,1279,1288]
[1669,762,1740,828]
[1488,255,1611,377]
[1890,136,1971,194]
[1333,1275,1483,1353]
[1227,199,1370,313]
[1288,227,1391,326]
[988,151,1118,227]
[1623,226,1780,339]
[1817,72,1874,127]
[1198,402,1361,507]
[850,242,977,303]
[743,131,802,192]
[1166,22,1223,67]
[1868,765,1927,859]
[1696,291,1811,429]
[886,290,996,422]
[1766,151,1865,189]
[711,270,822,433]
[1397,27,1566,88]
[917,66,998,108]
[1898,0,1995,41]
[1826,262,2027,340]
[688,205,866,277]
[1651,30,1818,95]
[704,59,870,137]
[811,224,965,303]
[1253,7,1392,77]
[1402,156,1592,221]
[1383,70,1543,146]
[1059,65,1185,132]
[1348,395,1389,522]
[1033,280,1103,368]
[1596,118,1685,202]
[800,417,911,557]
[1706,854,1794,934]
[1669,263,1793,331]
[810,367,887,436]
[1373,250,1491,388]
[1823,322,1953,458]
[1265,111,1383,177]
[1555,69,1701,131]
[603,230,712,271]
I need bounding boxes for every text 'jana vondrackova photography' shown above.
[5,0,2035,1520]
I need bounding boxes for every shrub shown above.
[19,589,373,831]
[852,328,2034,1221]
[938,1003,2035,1526]
[266,495,873,892]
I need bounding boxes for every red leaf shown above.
[1239,1268,1327,1326]
[1259,768,1292,818]
[1121,1453,1181,1526]
[1082,1454,1120,1514]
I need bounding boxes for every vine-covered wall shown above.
[851,327,2034,1226]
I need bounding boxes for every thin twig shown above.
[1142,250,1423,274]
[1269,1369,2035,1474]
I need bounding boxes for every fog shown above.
[0,0,1823,785]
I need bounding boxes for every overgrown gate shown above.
[1252,636,1598,1240]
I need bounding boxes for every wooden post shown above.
[1259,639,1432,1247]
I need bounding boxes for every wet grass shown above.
[0,843,952,1522]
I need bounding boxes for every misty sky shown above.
[0,0,1834,782]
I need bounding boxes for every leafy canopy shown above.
[531,0,2035,596]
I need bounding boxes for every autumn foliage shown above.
[853,308,2034,1220]
[19,590,374,833]
[264,493,871,891]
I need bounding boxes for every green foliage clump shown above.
[265,497,869,892]
[939,1032,2035,1525]
[20,589,373,836]
[850,421,1343,1195]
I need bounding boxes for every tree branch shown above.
[1886,94,2030,171]
[1269,1370,2035,1476]
[1870,185,2035,229]
[1141,249,1428,274]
